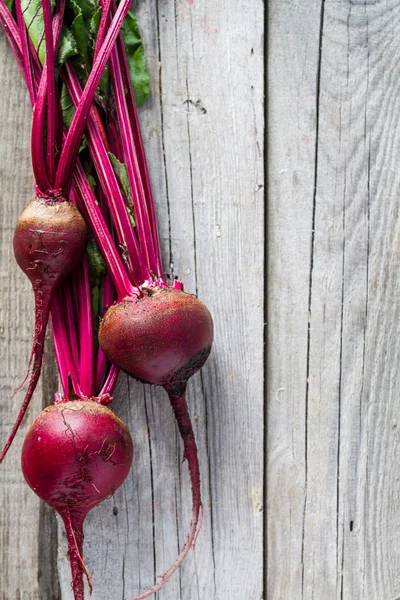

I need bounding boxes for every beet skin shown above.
[98,286,213,390]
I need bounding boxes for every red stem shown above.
[114,24,164,279]
[93,0,112,63]
[72,160,135,299]
[99,364,119,397]
[95,272,114,391]
[51,293,84,399]
[0,2,26,77]
[75,260,94,398]
[30,0,65,194]
[42,0,56,183]
[63,64,148,284]
[64,282,80,372]
[50,308,69,398]
[31,65,51,192]
[109,44,156,276]
[55,0,131,192]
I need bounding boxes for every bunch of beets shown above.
[0,1,214,598]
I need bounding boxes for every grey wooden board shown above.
[0,0,264,599]
[268,0,400,599]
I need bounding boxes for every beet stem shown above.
[30,0,65,194]
[0,1,28,86]
[109,34,156,275]
[51,292,84,399]
[93,0,112,63]
[64,64,148,285]
[55,0,131,192]
[0,287,52,462]
[130,387,202,600]
[114,18,164,279]
[76,258,94,398]
[72,159,135,298]
[42,0,56,183]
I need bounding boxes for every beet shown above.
[98,286,213,598]
[13,198,88,287]
[21,400,133,600]
[98,286,213,391]
[0,198,88,462]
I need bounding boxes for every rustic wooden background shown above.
[268,0,400,599]
[0,0,264,599]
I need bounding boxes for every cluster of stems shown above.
[0,0,172,401]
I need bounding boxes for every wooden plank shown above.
[267,1,322,597]
[0,30,42,600]
[268,1,400,598]
[58,1,265,599]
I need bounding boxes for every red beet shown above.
[98,286,213,391]
[0,198,88,462]
[98,286,213,598]
[21,400,133,600]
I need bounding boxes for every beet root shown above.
[131,387,202,600]
[13,197,88,287]
[21,400,133,600]
[0,198,88,463]
[98,286,213,599]
[98,286,213,391]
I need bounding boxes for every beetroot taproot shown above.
[98,286,213,390]
[22,400,133,600]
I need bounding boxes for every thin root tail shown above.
[129,387,203,600]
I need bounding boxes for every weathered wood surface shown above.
[0,0,264,599]
[268,0,400,598]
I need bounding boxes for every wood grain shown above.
[268,1,400,598]
[0,0,264,599]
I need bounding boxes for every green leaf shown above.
[108,153,132,203]
[22,0,46,64]
[22,0,78,66]
[87,235,106,331]
[108,153,136,226]
[57,26,79,65]
[122,11,150,107]
[4,0,14,11]
[87,236,106,288]
[60,84,75,128]
[129,46,150,107]
[70,0,88,63]
[61,84,87,152]
[91,285,100,328]
[71,0,99,25]
[86,174,97,191]
[90,6,102,36]
[98,64,110,100]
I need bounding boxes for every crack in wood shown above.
[301,2,326,597]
